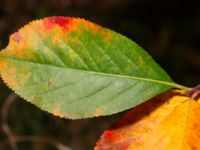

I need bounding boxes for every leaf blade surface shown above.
[0,17,182,118]
[95,90,200,150]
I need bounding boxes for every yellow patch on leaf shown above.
[94,107,104,117]
[95,90,200,150]
[81,19,112,40]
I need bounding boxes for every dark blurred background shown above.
[0,0,200,149]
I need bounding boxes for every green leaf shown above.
[0,17,188,119]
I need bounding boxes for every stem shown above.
[170,83,191,91]
[183,84,200,100]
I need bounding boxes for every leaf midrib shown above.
[0,56,189,90]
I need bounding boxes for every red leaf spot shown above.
[104,130,115,141]
[43,18,55,31]
[12,32,22,43]
[54,17,70,28]
[44,17,75,31]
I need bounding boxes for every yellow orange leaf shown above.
[95,90,200,150]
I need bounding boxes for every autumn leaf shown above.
[95,90,200,150]
[0,16,188,119]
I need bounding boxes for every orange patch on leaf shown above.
[100,30,112,40]
[16,48,23,57]
[0,61,8,68]
[3,76,17,87]
[53,108,61,116]
[43,17,55,31]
